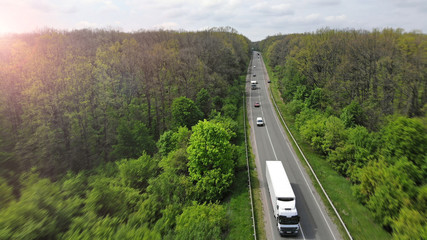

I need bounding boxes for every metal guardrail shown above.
[244,60,257,240]
[260,56,353,240]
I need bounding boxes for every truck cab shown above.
[276,199,300,235]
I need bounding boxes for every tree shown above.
[328,125,377,179]
[157,130,175,157]
[196,88,211,118]
[340,101,366,128]
[380,117,427,170]
[171,97,203,129]
[322,116,347,154]
[305,87,327,110]
[299,112,327,153]
[187,120,234,202]
[0,173,82,239]
[112,119,156,160]
[84,176,142,220]
[175,203,227,240]
[392,207,426,240]
[116,153,159,191]
[0,177,14,209]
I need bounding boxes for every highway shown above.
[247,51,343,240]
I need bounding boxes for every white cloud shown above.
[0,0,426,41]
[305,13,321,21]
[153,22,179,29]
[325,14,346,22]
[76,20,98,28]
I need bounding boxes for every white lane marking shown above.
[300,223,306,239]
[253,53,307,239]
[259,63,306,240]
[249,56,277,240]
[261,58,336,240]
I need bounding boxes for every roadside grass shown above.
[225,74,266,240]
[264,63,391,240]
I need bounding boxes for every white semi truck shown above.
[266,161,300,236]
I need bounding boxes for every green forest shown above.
[0,27,426,240]
[259,28,427,239]
[0,28,254,239]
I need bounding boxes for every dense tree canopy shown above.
[0,27,250,239]
[187,120,235,202]
[260,28,427,239]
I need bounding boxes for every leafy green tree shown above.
[60,171,89,199]
[328,143,356,177]
[153,204,183,239]
[294,85,310,102]
[210,115,238,141]
[171,97,203,129]
[171,126,192,150]
[0,177,13,209]
[355,157,418,229]
[211,96,224,112]
[353,158,388,204]
[380,117,427,171]
[113,223,162,240]
[287,100,305,116]
[340,101,365,128]
[187,120,234,202]
[175,203,227,240]
[158,148,189,175]
[157,127,191,158]
[305,87,327,110]
[416,185,427,213]
[84,176,142,220]
[299,112,327,153]
[112,119,156,160]
[278,57,307,102]
[147,169,194,207]
[222,103,238,119]
[157,130,175,157]
[392,207,426,240]
[63,212,120,239]
[196,88,211,118]
[328,126,377,179]
[0,173,82,239]
[63,211,162,240]
[117,153,159,191]
[322,116,347,154]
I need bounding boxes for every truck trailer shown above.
[266,161,300,236]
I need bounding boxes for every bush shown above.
[117,153,159,191]
[175,203,227,240]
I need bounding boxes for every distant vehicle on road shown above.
[253,65,256,68]
[251,80,257,84]
[268,80,271,83]
[266,161,300,236]
[254,102,260,107]
[253,74,256,77]
[251,84,257,90]
[256,117,264,126]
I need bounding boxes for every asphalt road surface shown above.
[248,51,343,240]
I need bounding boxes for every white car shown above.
[256,117,264,126]
[253,65,256,68]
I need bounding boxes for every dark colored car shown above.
[254,102,260,107]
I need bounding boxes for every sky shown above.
[0,0,426,41]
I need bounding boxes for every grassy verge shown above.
[226,75,266,240]
[264,63,391,240]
